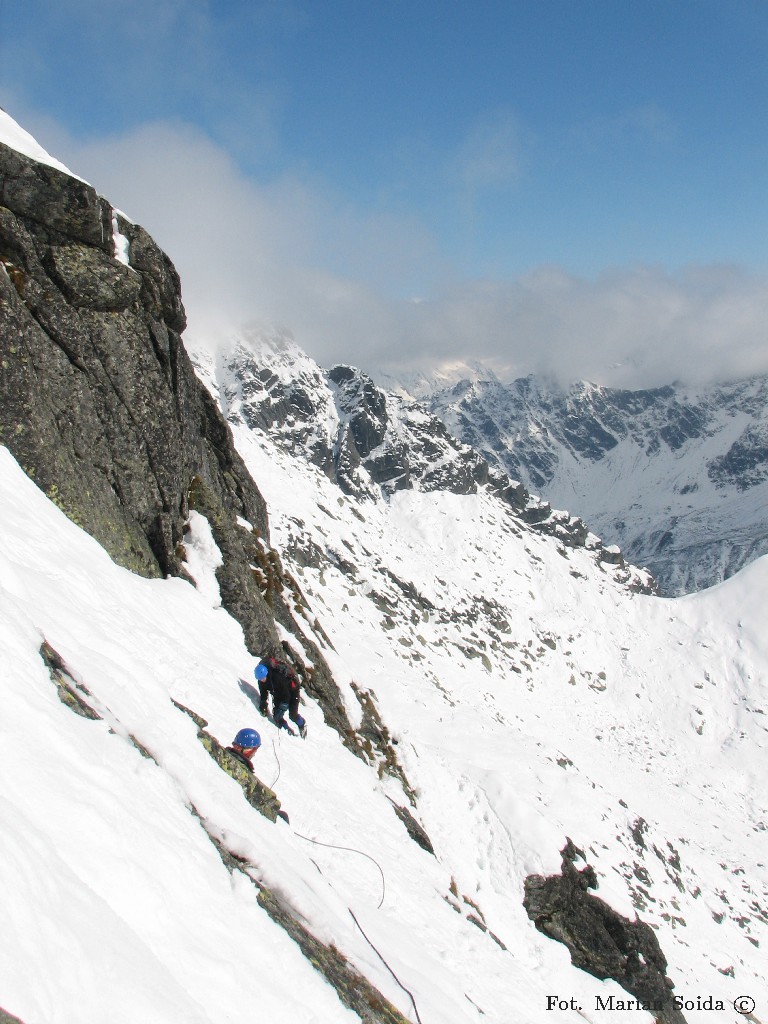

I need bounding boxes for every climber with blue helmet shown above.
[221,726,290,824]
[225,726,262,772]
[256,656,307,739]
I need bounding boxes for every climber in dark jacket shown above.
[256,657,307,738]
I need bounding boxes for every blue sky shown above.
[2,1,767,384]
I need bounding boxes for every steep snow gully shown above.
[0,110,766,1024]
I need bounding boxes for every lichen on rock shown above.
[40,639,101,721]
[0,1006,28,1024]
[171,699,281,823]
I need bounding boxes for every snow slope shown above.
[0,108,78,177]
[4,411,767,1022]
[206,331,766,1018]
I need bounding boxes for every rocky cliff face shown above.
[525,840,686,1024]
[407,370,768,595]
[1,142,252,575]
[0,139,370,754]
[0,1007,25,1024]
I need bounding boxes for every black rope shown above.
[348,908,423,1024]
[268,736,281,789]
[259,758,419,1019]
[293,832,386,909]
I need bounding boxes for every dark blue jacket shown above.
[258,658,299,712]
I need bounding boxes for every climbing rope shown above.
[348,908,423,1024]
[293,835,422,1020]
[262,731,420,1020]
[269,734,384,908]
[268,736,281,789]
[293,831,386,909]
[292,833,421,1020]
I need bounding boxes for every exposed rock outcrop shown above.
[41,639,102,721]
[0,1006,27,1024]
[524,839,686,1024]
[172,700,283,823]
[387,798,435,856]
[0,141,270,620]
[0,139,361,747]
[0,144,259,585]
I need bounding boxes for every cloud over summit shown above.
[14,114,768,392]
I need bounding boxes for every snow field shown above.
[4,444,615,1024]
[225,411,767,1023]
[0,450,411,1023]
[0,110,78,178]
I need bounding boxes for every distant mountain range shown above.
[195,332,768,596]
[191,328,655,594]
[383,366,768,595]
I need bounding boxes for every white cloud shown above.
[455,110,525,190]
[362,264,768,388]
[41,118,440,346]
[5,110,767,391]
[292,264,768,389]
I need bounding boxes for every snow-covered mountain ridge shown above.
[1,111,767,1024]
[194,328,654,594]
[397,367,768,596]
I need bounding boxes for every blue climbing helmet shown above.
[255,662,269,681]
[234,727,261,749]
